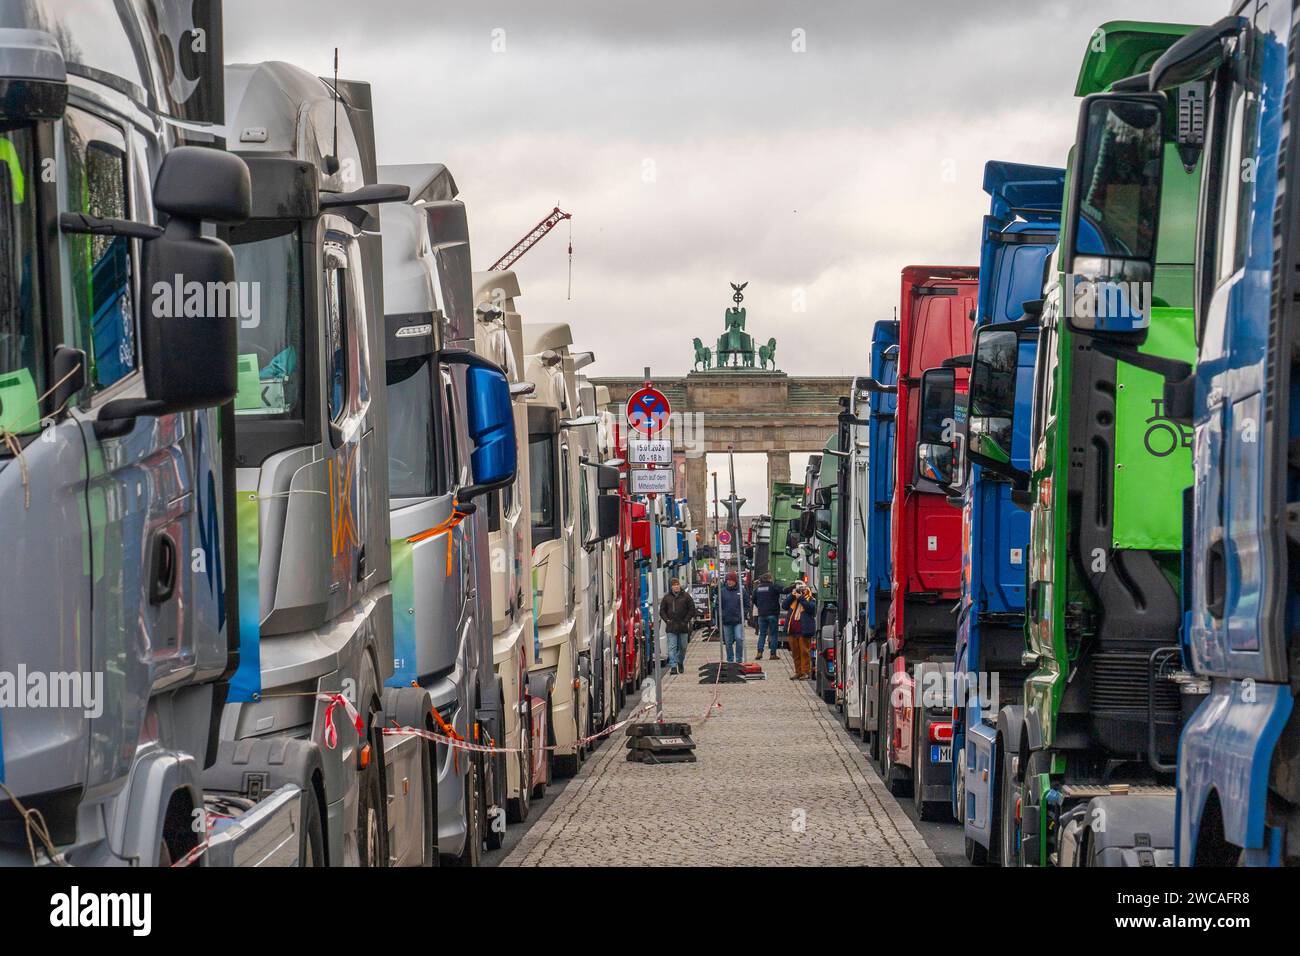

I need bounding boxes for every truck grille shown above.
[1088,653,1179,713]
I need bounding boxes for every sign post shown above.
[625,367,696,763]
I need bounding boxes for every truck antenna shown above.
[324,47,340,175]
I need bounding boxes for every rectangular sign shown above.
[628,438,673,465]
[630,468,674,494]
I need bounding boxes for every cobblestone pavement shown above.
[502,630,940,867]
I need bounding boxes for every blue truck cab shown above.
[1114,7,1300,866]
[954,161,1063,864]
[858,321,899,761]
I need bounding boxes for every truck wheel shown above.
[912,712,930,819]
[448,756,483,867]
[300,789,325,867]
[998,747,1021,868]
[508,713,532,824]
[356,732,387,867]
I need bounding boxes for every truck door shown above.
[1190,10,1288,684]
[0,117,94,799]
[64,108,198,794]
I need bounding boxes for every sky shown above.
[224,0,1226,512]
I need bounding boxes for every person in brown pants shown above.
[782,582,817,680]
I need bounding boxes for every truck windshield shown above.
[231,225,304,419]
[386,355,438,498]
[0,123,44,437]
[530,432,557,542]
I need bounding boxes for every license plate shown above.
[930,744,952,763]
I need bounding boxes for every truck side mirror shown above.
[914,367,959,494]
[111,147,251,424]
[443,350,517,500]
[596,494,620,541]
[968,326,1029,488]
[596,463,620,491]
[1062,92,1166,341]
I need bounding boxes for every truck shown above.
[1074,8,1300,866]
[964,21,1205,866]
[471,267,551,822]
[950,160,1064,865]
[768,480,805,635]
[0,0,316,867]
[523,323,619,776]
[879,265,975,818]
[375,161,527,863]
[812,436,841,705]
[856,320,900,761]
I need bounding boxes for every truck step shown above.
[1059,784,1175,799]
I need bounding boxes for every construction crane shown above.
[489,206,574,298]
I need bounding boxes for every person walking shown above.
[782,581,817,680]
[752,572,782,661]
[659,578,698,675]
[718,570,751,663]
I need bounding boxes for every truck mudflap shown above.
[203,785,305,867]
[1054,790,1176,867]
[382,686,437,867]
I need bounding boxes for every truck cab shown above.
[881,266,975,817]
[471,267,551,824]
[523,323,589,776]
[952,160,1063,865]
[376,162,519,864]
[858,321,900,761]
[0,0,304,867]
[966,21,1205,867]
[1084,7,1300,867]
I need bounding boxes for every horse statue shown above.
[692,337,712,371]
[758,337,777,370]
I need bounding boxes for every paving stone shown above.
[501,631,941,867]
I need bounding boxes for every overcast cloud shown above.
[225,0,1225,512]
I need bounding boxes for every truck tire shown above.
[484,750,505,852]
[448,755,483,867]
[300,789,325,867]
[963,836,988,866]
[356,731,387,867]
[507,710,532,824]
[998,746,1020,868]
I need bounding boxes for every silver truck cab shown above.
[378,162,511,864]
[207,59,420,867]
[0,1,308,866]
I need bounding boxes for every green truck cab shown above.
[968,21,1205,867]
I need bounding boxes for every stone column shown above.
[685,454,710,533]
[765,451,790,509]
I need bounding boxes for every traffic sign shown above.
[717,530,732,545]
[630,468,674,494]
[627,386,671,436]
[628,438,672,465]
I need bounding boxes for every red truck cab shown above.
[883,265,976,818]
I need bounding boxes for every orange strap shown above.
[407,504,471,576]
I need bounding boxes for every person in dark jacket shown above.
[659,578,698,674]
[752,572,782,660]
[719,570,752,663]
[781,582,817,679]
